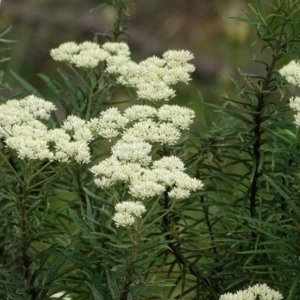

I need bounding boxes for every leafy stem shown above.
[20,162,37,298]
[249,17,286,218]
[160,190,218,298]
[120,223,141,300]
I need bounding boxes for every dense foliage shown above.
[0,1,300,299]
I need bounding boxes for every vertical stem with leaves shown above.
[248,6,289,218]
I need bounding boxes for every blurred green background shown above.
[0,0,270,128]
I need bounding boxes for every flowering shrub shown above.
[0,33,204,297]
[1,1,300,299]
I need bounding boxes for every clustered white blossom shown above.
[90,103,202,199]
[50,41,109,68]
[279,60,300,126]
[1,42,202,228]
[113,201,146,227]
[279,60,300,87]
[5,121,54,161]
[287,96,300,127]
[89,104,195,143]
[0,95,92,163]
[90,102,203,227]
[51,41,203,228]
[89,107,128,139]
[0,95,56,138]
[106,49,195,102]
[219,283,283,300]
[51,41,194,102]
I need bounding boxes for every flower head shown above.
[113,201,146,227]
[157,104,195,130]
[48,128,91,164]
[51,41,109,68]
[0,96,56,138]
[106,48,195,102]
[124,105,157,121]
[124,120,181,145]
[50,41,80,62]
[90,157,143,188]
[219,283,283,300]
[102,42,131,57]
[279,60,300,86]
[90,107,129,139]
[5,121,54,161]
[111,139,152,165]
[62,115,93,142]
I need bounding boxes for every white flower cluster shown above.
[51,41,194,102]
[0,95,56,139]
[288,96,300,126]
[50,41,109,68]
[0,95,93,163]
[128,156,203,199]
[279,61,300,127]
[90,103,203,228]
[113,201,146,227]
[50,41,201,227]
[89,107,128,139]
[89,104,195,143]
[91,104,203,199]
[106,49,195,102]
[90,104,198,189]
[279,60,300,87]
[91,155,203,200]
[6,121,54,161]
[219,283,283,300]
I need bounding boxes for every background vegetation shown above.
[1,0,300,299]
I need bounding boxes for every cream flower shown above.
[157,104,195,129]
[105,48,195,102]
[162,49,194,64]
[0,96,55,138]
[102,42,131,56]
[279,60,300,86]
[136,81,176,101]
[90,107,129,139]
[124,120,181,145]
[124,105,157,121]
[113,201,146,227]
[51,41,109,68]
[111,139,152,165]
[152,156,185,172]
[19,95,56,120]
[5,121,54,161]
[90,157,143,187]
[289,96,300,112]
[48,128,91,164]
[70,42,109,68]
[62,115,93,142]
[129,170,166,199]
[50,41,80,62]
[219,283,283,300]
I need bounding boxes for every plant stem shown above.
[20,163,37,299]
[120,228,140,300]
[249,25,285,218]
[160,191,218,298]
[200,195,218,257]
